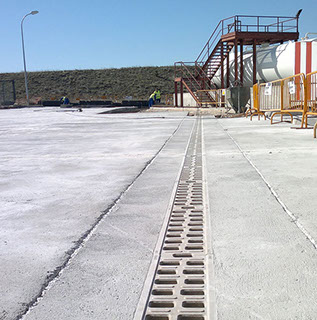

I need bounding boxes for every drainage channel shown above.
[139,116,212,320]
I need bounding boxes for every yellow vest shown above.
[156,90,161,99]
[150,92,156,99]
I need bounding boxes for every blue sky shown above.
[0,0,316,73]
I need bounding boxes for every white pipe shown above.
[304,32,317,39]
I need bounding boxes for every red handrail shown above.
[174,61,214,91]
[174,14,299,106]
[195,14,298,65]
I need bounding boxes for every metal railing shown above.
[196,89,227,108]
[174,62,218,106]
[175,14,299,110]
[174,62,214,86]
[196,15,299,66]
[174,62,216,92]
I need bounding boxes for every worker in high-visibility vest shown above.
[60,96,70,105]
[148,91,156,107]
[155,89,161,104]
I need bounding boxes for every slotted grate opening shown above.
[142,117,210,319]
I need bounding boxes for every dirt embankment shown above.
[0,66,175,102]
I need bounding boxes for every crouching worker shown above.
[60,96,70,105]
[148,91,156,108]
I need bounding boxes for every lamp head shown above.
[31,10,39,15]
[296,9,302,18]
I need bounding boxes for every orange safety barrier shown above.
[304,71,317,137]
[250,73,307,126]
[246,83,266,119]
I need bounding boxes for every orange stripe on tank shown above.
[295,42,301,74]
[306,42,312,75]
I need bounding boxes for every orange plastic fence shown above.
[250,73,306,125]
[251,71,317,137]
[305,71,317,137]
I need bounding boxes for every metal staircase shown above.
[174,14,300,107]
[174,62,216,106]
[195,19,234,79]
[199,41,233,79]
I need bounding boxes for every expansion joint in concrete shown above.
[218,121,317,252]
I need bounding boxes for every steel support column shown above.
[221,42,224,88]
[234,39,238,83]
[180,80,184,108]
[240,40,244,86]
[174,81,178,107]
[253,40,257,85]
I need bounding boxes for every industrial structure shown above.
[174,13,304,108]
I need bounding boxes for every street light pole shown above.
[21,10,39,106]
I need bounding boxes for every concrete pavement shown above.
[0,108,190,319]
[1,108,317,319]
[204,117,317,319]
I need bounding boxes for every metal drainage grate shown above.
[142,117,210,320]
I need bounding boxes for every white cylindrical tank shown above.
[213,39,317,87]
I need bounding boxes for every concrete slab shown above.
[0,108,189,320]
[22,119,194,320]
[203,118,317,319]
[2,109,317,320]
[216,118,317,243]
